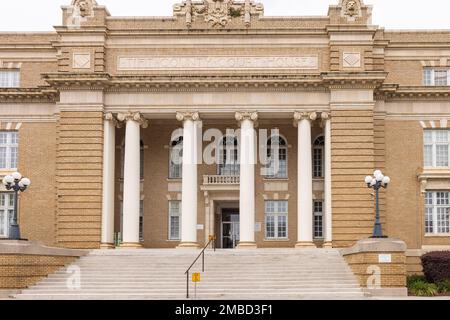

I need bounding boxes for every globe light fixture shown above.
[1,172,31,240]
[365,170,390,238]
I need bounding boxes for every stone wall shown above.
[0,240,86,290]
[341,238,407,296]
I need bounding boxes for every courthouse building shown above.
[0,0,450,259]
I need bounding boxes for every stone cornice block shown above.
[340,238,407,256]
[0,240,88,257]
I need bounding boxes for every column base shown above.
[100,242,115,249]
[176,242,199,249]
[236,241,257,249]
[118,242,143,249]
[323,241,333,248]
[295,241,317,248]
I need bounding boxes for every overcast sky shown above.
[0,0,449,31]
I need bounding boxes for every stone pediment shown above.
[173,0,264,28]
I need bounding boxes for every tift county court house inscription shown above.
[117,56,319,70]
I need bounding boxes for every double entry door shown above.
[221,210,240,249]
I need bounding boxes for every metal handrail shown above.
[184,236,216,299]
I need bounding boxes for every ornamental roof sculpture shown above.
[173,0,264,28]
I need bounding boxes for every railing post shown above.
[186,271,189,299]
[202,251,205,272]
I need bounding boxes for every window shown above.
[265,136,288,179]
[424,130,450,167]
[423,68,450,86]
[265,201,288,239]
[0,132,18,170]
[169,201,181,240]
[0,71,20,88]
[425,192,450,235]
[313,136,325,178]
[0,193,14,237]
[169,136,183,179]
[218,135,240,176]
[314,200,324,239]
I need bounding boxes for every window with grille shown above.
[265,136,288,179]
[0,71,20,88]
[313,200,324,239]
[218,135,240,176]
[313,136,324,178]
[169,136,183,179]
[0,132,18,170]
[0,193,14,237]
[423,68,450,86]
[424,130,450,167]
[425,191,450,235]
[265,200,288,239]
[169,201,181,240]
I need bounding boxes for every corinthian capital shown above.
[293,111,317,122]
[176,111,200,122]
[235,111,258,122]
[104,112,122,128]
[293,111,318,127]
[117,112,149,128]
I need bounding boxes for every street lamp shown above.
[365,170,390,238]
[1,172,31,240]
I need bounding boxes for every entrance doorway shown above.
[221,208,240,249]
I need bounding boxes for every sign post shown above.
[192,273,201,299]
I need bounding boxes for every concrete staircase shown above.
[14,248,366,300]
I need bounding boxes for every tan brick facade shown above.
[0,0,449,268]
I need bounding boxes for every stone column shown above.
[101,113,118,249]
[294,112,316,248]
[176,112,201,248]
[117,112,148,248]
[322,112,333,248]
[235,111,258,249]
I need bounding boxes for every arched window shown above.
[169,136,183,179]
[218,135,240,176]
[313,135,324,178]
[265,135,288,179]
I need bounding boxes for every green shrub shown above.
[409,280,438,297]
[421,251,450,283]
[437,279,450,295]
[407,275,427,287]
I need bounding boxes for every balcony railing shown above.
[203,175,240,185]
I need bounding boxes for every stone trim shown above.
[0,240,87,257]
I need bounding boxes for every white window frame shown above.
[425,191,450,236]
[169,136,183,179]
[313,135,325,178]
[168,200,181,240]
[423,130,450,168]
[217,135,240,176]
[0,193,14,238]
[0,131,18,170]
[423,68,450,86]
[0,70,20,88]
[313,200,324,239]
[265,135,288,179]
[265,200,288,240]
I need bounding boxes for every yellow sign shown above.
[192,273,201,283]
[208,235,216,241]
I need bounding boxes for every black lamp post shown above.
[2,172,31,240]
[365,170,390,238]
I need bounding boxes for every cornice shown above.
[40,71,390,93]
[0,87,58,103]
[376,85,450,101]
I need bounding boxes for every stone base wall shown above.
[341,238,407,296]
[0,240,87,290]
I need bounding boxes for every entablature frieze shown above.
[39,71,388,93]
